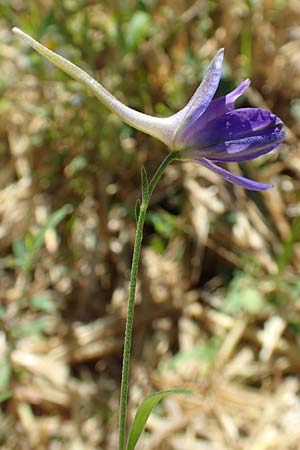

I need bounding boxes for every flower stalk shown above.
[118,151,179,450]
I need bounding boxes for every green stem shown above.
[118,151,179,450]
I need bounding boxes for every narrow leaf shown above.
[126,388,190,450]
[32,205,70,254]
[141,166,149,201]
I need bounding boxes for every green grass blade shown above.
[126,388,190,450]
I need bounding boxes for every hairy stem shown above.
[118,151,179,450]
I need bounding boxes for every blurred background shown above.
[1,1,300,449]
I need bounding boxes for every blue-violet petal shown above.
[179,79,251,146]
[173,49,224,148]
[196,158,272,191]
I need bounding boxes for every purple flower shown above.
[172,50,285,190]
[13,29,285,190]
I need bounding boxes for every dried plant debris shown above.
[1,1,300,449]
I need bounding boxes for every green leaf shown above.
[12,318,49,338]
[12,239,27,260]
[126,388,190,450]
[141,166,149,202]
[66,155,87,176]
[31,205,70,255]
[150,236,166,254]
[10,239,28,269]
[29,293,56,312]
[126,11,152,50]
[24,205,70,273]
[147,210,182,239]
[10,207,70,273]
[160,337,221,374]
[223,272,264,315]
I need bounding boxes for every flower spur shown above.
[12,27,285,190]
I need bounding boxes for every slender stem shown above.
[148,151,181,196]
[118,151,179,450]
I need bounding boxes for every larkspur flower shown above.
[13,27,285,190]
